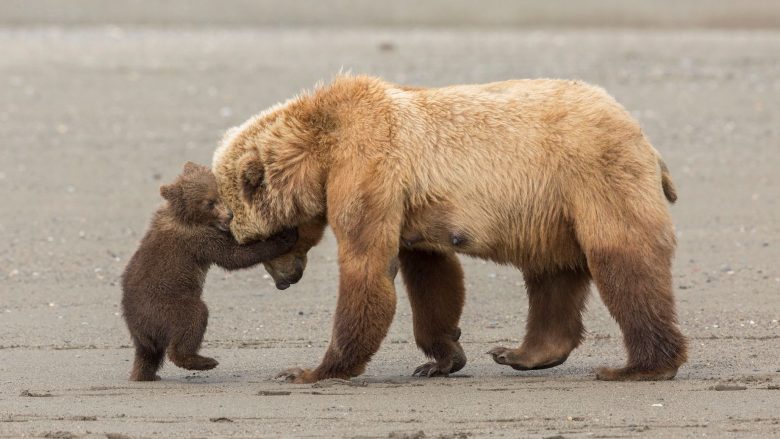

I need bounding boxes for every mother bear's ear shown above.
[238,152,265,203]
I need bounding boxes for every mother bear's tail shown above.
[659,158,677,204]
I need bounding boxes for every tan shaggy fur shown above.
[212,75,687,383]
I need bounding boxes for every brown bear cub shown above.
[121,162,297,381]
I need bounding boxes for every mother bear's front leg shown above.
[276,175,403,384]
[276,249,397,383]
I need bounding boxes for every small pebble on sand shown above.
[711,384,747,391]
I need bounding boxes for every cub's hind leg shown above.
[130,334,165,381]
[489,267,590,370]
[400,248,467,377]
[167,300,218,371]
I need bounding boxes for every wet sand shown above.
[1,24,779,438]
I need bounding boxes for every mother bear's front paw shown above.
[275,367,319,384]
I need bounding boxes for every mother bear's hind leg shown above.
[586,238,687,381]
[488,267,590,371]
[400,248,467,377]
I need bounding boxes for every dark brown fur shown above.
[399,249,466,377]
[121,162,296,381]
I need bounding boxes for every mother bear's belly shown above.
[399,200,585,273]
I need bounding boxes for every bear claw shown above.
[171,354,219,371]
[276,367,318,384]
[596,366,678,381]
[487,346,568,371]
[413,361,452,378]
[487,346,513,364]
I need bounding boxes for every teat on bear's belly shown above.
[400,229,469,250]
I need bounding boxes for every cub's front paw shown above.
[273,228,299,250]
[275,367,318,384]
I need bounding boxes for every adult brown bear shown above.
[212,75,687,383]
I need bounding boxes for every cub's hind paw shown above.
[192,356,219,370]
[129,373,161,382]
[174,355,219,371]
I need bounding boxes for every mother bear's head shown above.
[212,93,333,288]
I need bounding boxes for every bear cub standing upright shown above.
[121,162,297,381]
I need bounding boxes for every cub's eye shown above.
[207,200,216,209]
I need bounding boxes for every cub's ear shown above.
[160,183,181,201]
[239,153,265,202]
[182,161,205,174]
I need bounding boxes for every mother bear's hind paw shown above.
[413,361,452,378]
[275,367,319,384]
[487,346,569,371]
[595,366,678,381]
[413,337,467,378]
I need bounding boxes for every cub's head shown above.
[160,161,233,232]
